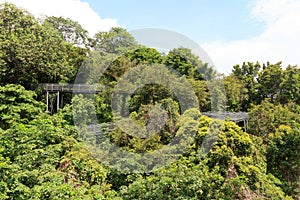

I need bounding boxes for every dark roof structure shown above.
[202,112,249,123]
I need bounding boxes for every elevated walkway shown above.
[39,83,103,113]
[202,112,249,130]
[39,83,102,93]
[39,84,249,131]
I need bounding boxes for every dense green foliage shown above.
[0,3,299,199]
[0,3,87,88]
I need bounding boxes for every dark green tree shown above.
[223,74,248,112]
[43,16,90,47]
[232,62,261,110]
[248,100,300,198]
[126,47,163,65]
[267,125,300,198]
[257,62,283,102]
[0,3,86,88]
[94,27,138,55]
[164,47,215,80]
[278,65,300,104]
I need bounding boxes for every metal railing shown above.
[39,83,103,93]
[202,112,249,122]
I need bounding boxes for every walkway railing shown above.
[39,83,249,130]
[39,83,103,93]
[202,112,249,130]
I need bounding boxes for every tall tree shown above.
[0,3,86,88]
[223,74,248,112]
[278,65,300,104]
[248,101,300,198]
[267,125,300,198]
[164,47,215,80]
[43,16,90,48]
[126,47,163,65]
[257,62,283,102]
[187,78,210,112]
[232,62,261,110]
[94,27,138,55]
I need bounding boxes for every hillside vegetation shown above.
[0,3,299,199]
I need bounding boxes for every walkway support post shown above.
[46,91,49,112]
[57,91,59,111]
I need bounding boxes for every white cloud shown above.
[202,0,300,74]
[0,0,118,36]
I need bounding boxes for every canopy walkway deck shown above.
[202,112,249,122]
[39,83,249,130]
[202,112,249,130]
[39,83,103,93]
[39,83,103,113]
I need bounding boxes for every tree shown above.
[0,3,86,88]
[0,84,117,199]
[267,125,300,198]
[43,16,90,48]
[120,116,291,199]
[248,99,300,138]
[223,74,248,112]
[0,84,44,130]
[0,116,117,199]
[278,65,300,104]
[120,162,205,199]
[164,48,219,111]
[94,27,138,55]
[207,78,227,112]
[102,47,163,84]
[1,3,298,198]
[248,101,300,198]
[232,62,261,110]
[126,47,163,65]
[164,47,215,80]
[186,78,210,112]
[257,62,283,102]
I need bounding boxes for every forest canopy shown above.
[0,3,299,199]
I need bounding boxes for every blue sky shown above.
[2,0,300,73]
[84,0,265,44]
